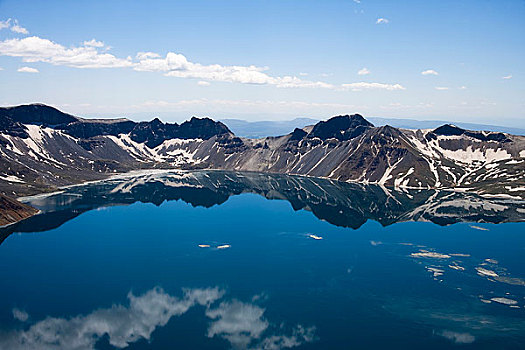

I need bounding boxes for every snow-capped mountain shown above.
[1,104,524,199]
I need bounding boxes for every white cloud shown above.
[0,67,4,71]
[134,51,335,88]
[376,18,389,24]
[480,100,496,106]
[459,86,467,90]
[379,101,435,110]
[357,67,370,75]
[421,69,439,76]
[435,86,449,90]
[0,36,133,68]
[197,80,211,86]
[502,75,512,80]
[0,19,11,30]
[299,72,308,76]
[10,20,29,34]
[341,82,405,91]
[353,0,361,3]
[83,39,105,48]
[17,66,39,73]
[0,18,29,34]
[0,34,405,91]
[136,51,161,60]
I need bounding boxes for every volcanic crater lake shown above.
[0,170,524,349]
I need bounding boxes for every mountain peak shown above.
[433,124,465,136]
[0,103,78,126]
[308,114,374,141]
[432,123,510,143]
[179,117,231,138]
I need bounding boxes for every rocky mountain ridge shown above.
[1,104,524,201]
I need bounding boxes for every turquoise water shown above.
[0,171,524,349]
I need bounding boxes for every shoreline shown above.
[17,166,525,202]
[4,167,525,228]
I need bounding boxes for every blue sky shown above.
[0,0,523,126]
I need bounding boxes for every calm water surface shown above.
[0,171,524,349]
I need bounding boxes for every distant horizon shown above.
[3,102,525,135]
[3,100,525,129]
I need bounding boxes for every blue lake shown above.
[0,171,524,349]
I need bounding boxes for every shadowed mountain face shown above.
[2,170,523,244]
[0,104,78,127]
[1,104,524,201]
[307,114,373,141]
[0,104,231,145]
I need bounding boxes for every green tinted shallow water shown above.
[0,171,524,349]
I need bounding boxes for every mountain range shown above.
[1,103,524,224]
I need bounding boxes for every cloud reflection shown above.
[436,330,475,344]
[207,300,269,348]
[206,299,315,349]
[1,287,315,350]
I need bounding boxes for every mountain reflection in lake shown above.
[2,170,524,241]
[0,170,524,349]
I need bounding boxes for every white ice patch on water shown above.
[308,234,323,240]
[448,264,465,271]
[426,267,444,277]
[476,267,498,277]
[411,250,451,259]
[490,297,518,305]
[470,225,489,231]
